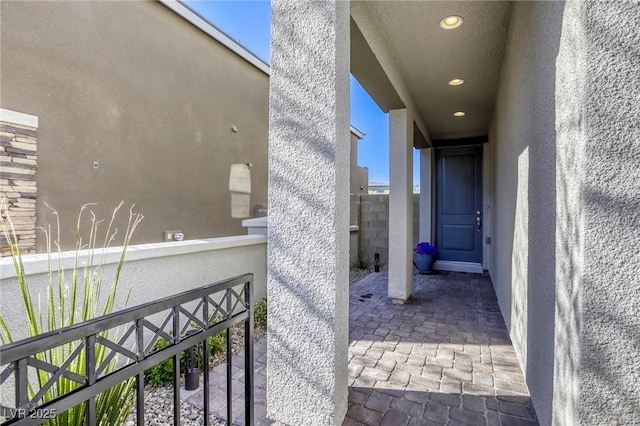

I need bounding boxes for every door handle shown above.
[476,211,481,232]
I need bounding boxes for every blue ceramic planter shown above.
[413,253,436,273]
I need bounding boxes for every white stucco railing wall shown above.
[0,235,267,343]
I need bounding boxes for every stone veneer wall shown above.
[0,113,38,256]
[356,194,420,265]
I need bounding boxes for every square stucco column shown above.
[419,148,433,244]
[388,109,413,302]
[267,1,350,425]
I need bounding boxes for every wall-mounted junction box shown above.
[164,230,184,242]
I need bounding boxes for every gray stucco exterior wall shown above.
[490,4,561,423]
[491,2,640,424]
[576,1,640,423]
[553,2,586,423]
[1,1,269,249]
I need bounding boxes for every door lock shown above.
[476,211,481,232]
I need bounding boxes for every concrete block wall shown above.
[350,193,359,227]
[0,110,38,256]
[349,194,360,262]
[359,194,389,264]
[354,194,420,266]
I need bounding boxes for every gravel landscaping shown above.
[132,267,379,425]
[126,325,266,426]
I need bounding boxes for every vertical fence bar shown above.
[136,319,145,425]
[203,296,210,425]
[135,374,144,426]
[15,358,28,411]
[244,280,254,426]
[226,289,232,425]
[85,335,97,426]
[203,334,210,425]
[173,307,181,426]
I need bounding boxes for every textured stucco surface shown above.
[267,0,350,424]
[0,1,269,250]
[489,3,563,425]
[388,109,413,301]
[553,2,640,424]
[553,2,586,424]
[577,1,640,423]
[491,2,640,424]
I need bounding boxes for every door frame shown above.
[433,144,485,273]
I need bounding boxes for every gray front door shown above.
[436,146,483,263]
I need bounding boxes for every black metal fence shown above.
[0,273,254,426]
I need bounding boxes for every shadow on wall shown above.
[578,164,640,416]
[576,2,640,420]
[525,3,563,426]
[267,3,351,421]
[493,3,564,425]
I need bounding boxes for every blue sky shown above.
[185,0,420,186]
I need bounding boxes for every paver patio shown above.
[345,271,538,426]
[184,270,538,425]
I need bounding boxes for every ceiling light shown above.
[440,15,463,30]
[454,111,466,117]
[448,78,465,86]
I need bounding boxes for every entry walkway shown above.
[185,271,538,425]
[345,271,537,425]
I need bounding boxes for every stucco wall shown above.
[349,132,368,195]
[491,2,640,424]
[267,0,350,422]
[489,3,563,425]
[0,235,267,344]
[351,166,369,196]
[0,1,269,251]
[573,2,640,424]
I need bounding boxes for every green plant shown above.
[143,335,176,387]
[144,298,267,387]
[350,251,372,269]
[0,202,143,426]
[144,316,227,387]
[254,298,267,329]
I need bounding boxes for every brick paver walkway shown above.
[184,271,538,425]
[345,271,538,425]
[183,337,269,426]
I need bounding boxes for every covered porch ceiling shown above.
[351,1,513,147]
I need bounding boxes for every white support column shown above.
[419,148,433,244]
[388,109,413,302]
[267,1,350,425]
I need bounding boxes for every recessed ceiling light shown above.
[448,78,465,86]
[454,111,466,117]
[440,15,463,30]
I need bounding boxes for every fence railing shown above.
[0,273,254,426]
